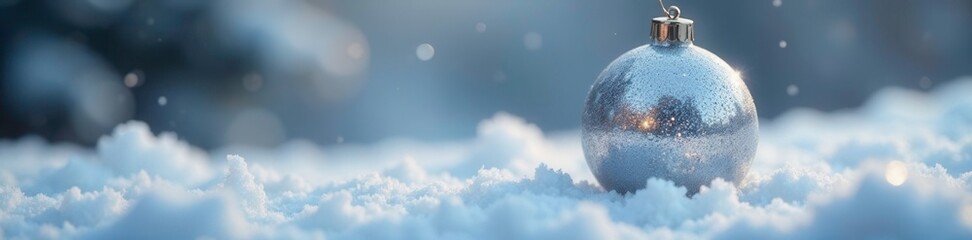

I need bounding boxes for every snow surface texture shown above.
[3,79,972,239]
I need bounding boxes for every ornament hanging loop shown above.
[667,6,681,19]
[658,0,680,19]
[650,1,693,45]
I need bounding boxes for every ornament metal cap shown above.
[651,6,694,45]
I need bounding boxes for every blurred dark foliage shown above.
[1,0,970,149]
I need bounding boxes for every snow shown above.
[2,78,972,239]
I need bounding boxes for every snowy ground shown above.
[3,78,972,239]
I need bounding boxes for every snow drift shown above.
[3,79,972,239]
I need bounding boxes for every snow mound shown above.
[3,78,972,239]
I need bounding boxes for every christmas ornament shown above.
[581,4,758,195]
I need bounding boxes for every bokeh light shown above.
[885,160,908,186]
[416,43,435,61]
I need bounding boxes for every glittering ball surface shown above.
[582,44,758,195]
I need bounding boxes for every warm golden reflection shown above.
[885,160,908,186]
[638,117,657,131]
[608,96,711,137]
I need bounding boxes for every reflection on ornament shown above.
[582,6,758,196]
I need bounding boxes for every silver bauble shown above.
[582,8,758,195]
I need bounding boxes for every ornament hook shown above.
[657,0,680,19]
[650,1,692,44]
